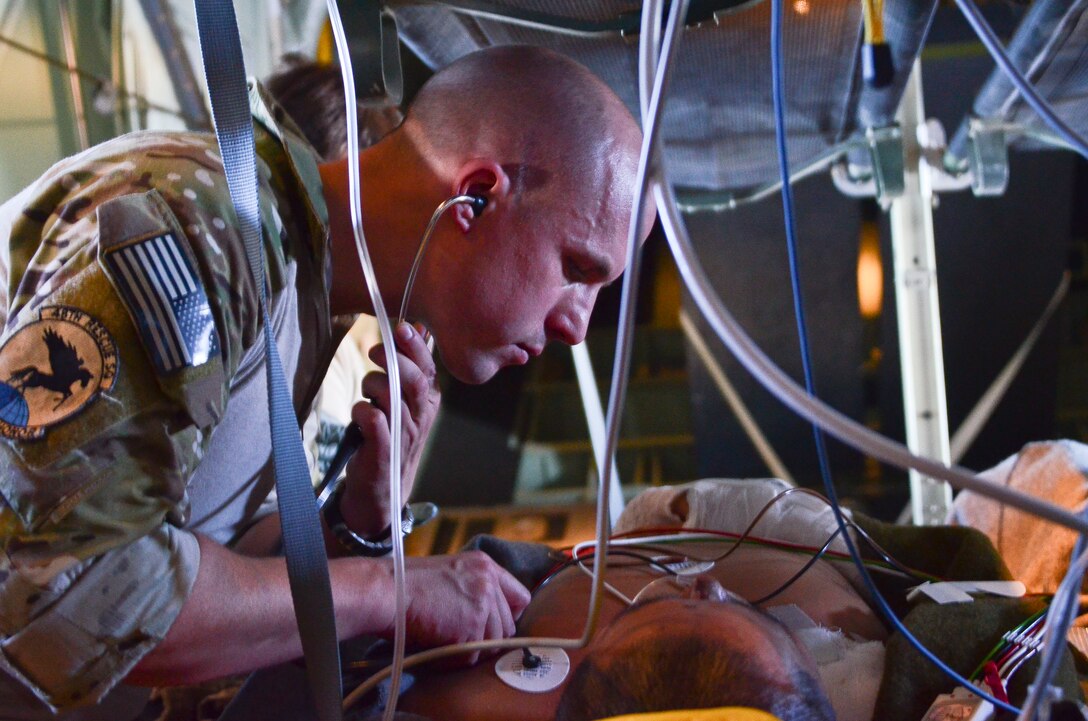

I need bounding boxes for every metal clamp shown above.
[866,124,905,204]
[967,116,1009,197]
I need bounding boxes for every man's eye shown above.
[564,258,589,283]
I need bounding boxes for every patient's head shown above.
[554,578,835,721]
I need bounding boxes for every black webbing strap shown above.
[191,2,342,719]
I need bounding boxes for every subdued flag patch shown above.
[102,233,220,375]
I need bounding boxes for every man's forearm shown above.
[126,534,394,686]
[230,509,370,559]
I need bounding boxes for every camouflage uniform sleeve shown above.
[0,133,276,710]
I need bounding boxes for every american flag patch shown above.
[103,233,220,374]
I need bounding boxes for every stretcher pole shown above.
[889,60,953,525]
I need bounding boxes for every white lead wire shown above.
[323,5,408,720]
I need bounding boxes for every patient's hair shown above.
[554,634,835,721]
[265,54,403,161]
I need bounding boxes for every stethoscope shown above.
[314,193,487,512]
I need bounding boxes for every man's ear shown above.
[451,160,510,233]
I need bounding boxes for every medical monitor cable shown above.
[655,182,1088,529]
[768,0,1023,712]
[550,527,931,598]
[590,0,689,649]
[655,172,1088,715]
[324,4,408,719]
[630,3,1054,714]
[1015,530,1088,720]
[341,0,690,710]
[604,486,927,578]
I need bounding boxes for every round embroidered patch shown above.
[0,306,118,440]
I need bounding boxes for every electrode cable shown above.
[342,0,689,709]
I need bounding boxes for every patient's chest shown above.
[399,542,885,721]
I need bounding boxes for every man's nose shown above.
[544,292,592,346]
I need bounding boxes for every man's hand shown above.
[391,552,531,665]
[339,322,440,538]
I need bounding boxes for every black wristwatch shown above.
[323,483,415,557]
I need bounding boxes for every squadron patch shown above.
[100,232,220,375]
[0,306,118,440]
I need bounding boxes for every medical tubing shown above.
[323,6,408,720]
[952,0,1088,161]
[768,0,1021,712]
[770,0,816,410]
[637,0,663,122]
[1016,542,1088,720]
[571,547,682,606]
[653,181,1088,535]
[656,181,1026,712]
[677,137,867,212]
[397,195,482,323]
[592,0,688,650]
[342,0,690,708]
[565,529,926,583]
[650,0,1087,539]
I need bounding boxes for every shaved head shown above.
[328,45,651,383]
[400,45,642,202]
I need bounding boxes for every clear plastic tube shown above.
[323,5,408,720]
[654,179,1088,537]
[342,0,690,709]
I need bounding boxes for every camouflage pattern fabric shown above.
[0,82,339,713]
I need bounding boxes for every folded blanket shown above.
[951,440,1088,594]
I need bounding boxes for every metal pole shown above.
[888,59,953,525]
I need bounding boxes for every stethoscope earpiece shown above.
[468,194,488,217]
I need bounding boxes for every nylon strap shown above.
[192,2,342,719]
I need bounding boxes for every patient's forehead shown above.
[578,595,809,695]
[594,597,800,666]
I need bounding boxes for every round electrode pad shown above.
[494,647,571,693]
